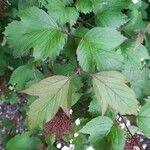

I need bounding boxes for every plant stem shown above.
[78,17,95,28]
[118,114,144,150]
[61,30,82,39]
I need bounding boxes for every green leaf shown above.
[45,134,56,145]
[72,92,82,106]
[76,0,93,14]
[71,76,83,106]
[95,0,130,28]
[137,102,150,137]
[72,134,89,150]
[53,63,75,76]
[80,116,113,143]
[128,125,139,135]
[38,0,46,5]
[76,0,101,14]
[9,65,43,91]
[18,0,38,10]
[39,0,73,6]
[74,27,89,44]
[88,96,101,115]
[6,132,41,150]
[4,7,67,60]
[45,0,79,25]
[62,0,73,5]
[92,137,110,150]
[97,11,127,28]
[92,71,138,115]
[22,75,72,129]
[108,125,126,150]
[123,9,146,36]
[94,0,131,13]
[122,43,149,81]
[131,69,150,98]
[77,27,126,71]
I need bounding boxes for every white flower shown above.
[137,106,141,112]
[61,146,70,150]
[5,114,10,118]
[69,109,73,115]
[132,0,139,4]
[70,139,73,143]
[2,127,6,133]
[69,144,75,150]
[133,146,140,150]
[6,0,11,5]
[118,117,122,122]
[16,129,19,133]
[1,37,7,46]
[136,131,143,135]
[140,138,144,142]
[120,123,125,129]
[140,58,145,61]
[75,118,80,126]
[7,65,14,71]
[74,132,79,138]
[86,146,95,150]
[126,120,131,127]
[116,115,120,120]
[142,144,147,149]
[102,2,107,5]
[56,143,62,149]
[61,144,75,150]
[8,85,14,91]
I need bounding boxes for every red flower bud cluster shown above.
[44,109,72,139]
[124,133,143,150]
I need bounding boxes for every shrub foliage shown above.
[0,0,150,150]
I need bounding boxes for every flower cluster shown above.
[44,109,72,139]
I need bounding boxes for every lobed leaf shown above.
[4,7,67,60]
[77,27,126,71]
[22,75,72,129]
[80,116,113,143]
[92,71,138,115]
[45,0,79,25]
[95,0,130,28]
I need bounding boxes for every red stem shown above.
[118,114,143,150]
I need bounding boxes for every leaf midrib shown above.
[94,75,135,111]
[35,78,70,122]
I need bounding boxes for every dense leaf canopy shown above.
[0,0,150,150]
